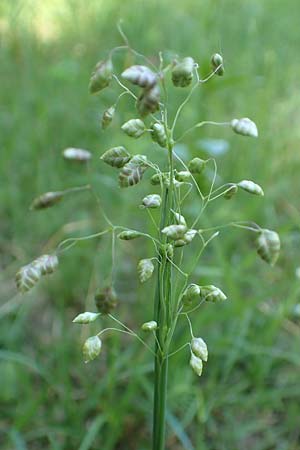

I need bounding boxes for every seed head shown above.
[172,57,195,87]
[121,119,146,138]
[191,337,208,362]
[151,123,167,148]
[137,259,155,283]
[237,180,264,196]
[141,320,157,331]
[82,336,102,363]
[189,353,203,376]
[211,53,224,76]
[255,229,280,266]
[101,106,115,129]
[188,157,207,175]
[231,118,258,138]
[30,191,63,210]
[121,65,157,89]
[141,194,161,209]
[89,59,113,94]
[100,147,132,169]
[73,312,101,324]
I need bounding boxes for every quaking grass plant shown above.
[16,28,280,450]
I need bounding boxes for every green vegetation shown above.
[1,1,300,449]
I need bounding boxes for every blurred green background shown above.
[1,0,300,449]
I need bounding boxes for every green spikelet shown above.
[255,229,280,266]
[100,147,132,169]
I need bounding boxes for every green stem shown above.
[152,131,174,450]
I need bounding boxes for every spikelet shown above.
[211,53,224,76]
[15,264,41,293]
[172,57,195,87]
[63,147,92,162]
[151,123,167,148]
[100,147,131,168]
[121,65,157,89]
[119,155,148,188]
[173,212,187,227]
[121,119,146,138]
[161,224,187,240]
[175,171,192,182]
[224,184,238,200]
[200,285,227,302]
[141,320,157,331]
[137,259,155,283]
[174,229,197,247]
[190,353,203,376]
[95,287,117,314]
[30,192,64,210]
[188,157,207,174]
[150,172,168,186]
[191,337,208,362]
[34,254,58,275]
[73,312,101,324]
[231,118,258,138]
[101,106,115,129]
[181,284,201,306]
[137,85,160,116]
[82,336,102,363]
[118,230,143,240]
[141,194,161,209]
[255,229,280,266]
[237,180,264,196]
[89,59,113,94]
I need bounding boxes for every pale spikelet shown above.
[200,285,227,302]
[151,123,167,148]
[119,155,148,188]
[161,224,187,240]
[118,230,143,240]
[231,118,258,138]
[141,320,157,331]
[89,59,113,94]
[189,353,203,376]
[73,312,101,324]
[82,336,102,363]
[255,229,280,266]
[237,180,264,196]
[30,192,63,210]
[175,171,192,182]
[211,53,224,76]
[191,337,208,362]
[137,85,160,116]
[188,157,207,174]
[181,284,201,306]
[100,147,131,168]
[137,259,155,283]
[34,254,58,275]
[172,57,195,87]
[173,213,187,227]
[63,147,92,162]
[121,119,146,138]
[141,194,161,209]
[101,106,115,129]
[174,229,197,247]
[15,264,41,293]
[121,65,157,89]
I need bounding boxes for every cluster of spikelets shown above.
[15,45,280,373]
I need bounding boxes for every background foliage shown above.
[1,0,300,449]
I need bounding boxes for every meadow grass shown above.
[1,0,300,449]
